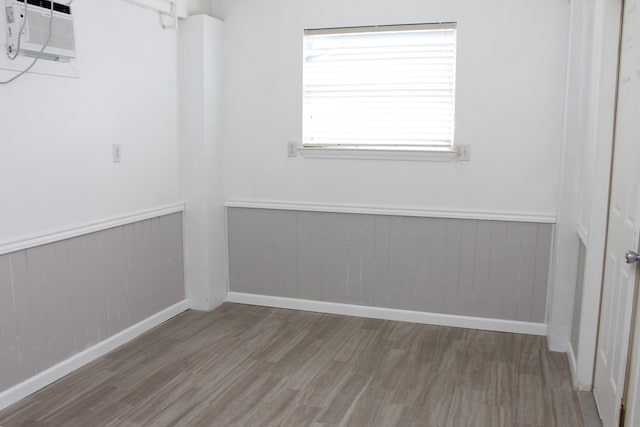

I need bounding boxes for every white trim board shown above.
[0,203,185,256]
[226,292,548,336]
[568,343,579,388]
[224,200,557,224]
[0,299,190,412]
[577,223,589,246]
[298,146,459,162]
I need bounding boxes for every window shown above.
[302,23,458,159]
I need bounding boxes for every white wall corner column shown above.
[178,15,227,311]
[573,0,622,390]
[546,0,591,354]
[547,1,621,378]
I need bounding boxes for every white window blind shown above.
[303,23,457,150]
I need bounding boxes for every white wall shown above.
[0,1,182,244]
[214,0,570,217]
[185,0,212,15]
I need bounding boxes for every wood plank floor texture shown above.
[0,303,584,427]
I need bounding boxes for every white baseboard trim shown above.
[223,200,557,224]
[567,343,578,387]
[0,299,190,411]
[226,292,548,336]
[0,203,185,256]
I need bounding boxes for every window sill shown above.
[298,146,465,162]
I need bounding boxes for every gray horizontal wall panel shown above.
[0,213,185,392]
[227,208,552,324]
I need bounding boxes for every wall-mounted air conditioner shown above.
[4,0,76,60]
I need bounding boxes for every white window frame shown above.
[300,23,461,161]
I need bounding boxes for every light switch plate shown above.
[287,141,297,157]
[112,144,122,163]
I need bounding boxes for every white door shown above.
[593,0,640,425]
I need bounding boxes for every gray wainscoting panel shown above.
[227,208,553,323]
[571,238,587,358]
[0,213,185,392]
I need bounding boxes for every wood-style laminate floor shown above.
[0,303,584,427]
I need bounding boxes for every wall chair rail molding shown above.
[0,203,185,256]
[223,200,557,224]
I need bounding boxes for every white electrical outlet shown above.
[458,145,470,161]
[287,141,298,157]
[112,144,122,163]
